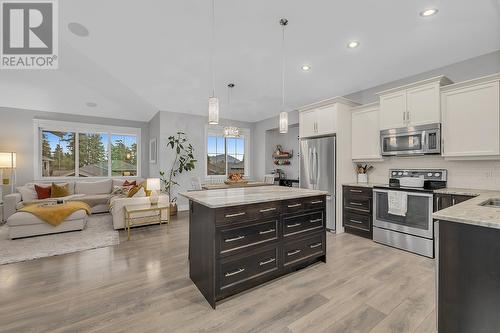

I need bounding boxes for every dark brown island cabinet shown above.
[342,185,373,238]
[437,220,500,332]
[187,194,327,308]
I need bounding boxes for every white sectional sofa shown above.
[4,178,169,232]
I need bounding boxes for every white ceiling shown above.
[0,0,499,122]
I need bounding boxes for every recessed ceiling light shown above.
[347,41,360,49]
[420,8,438,17]
[85,102,97,107]
[301,65,311,71]
[68,22,89,37]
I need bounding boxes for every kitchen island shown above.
[181,186,328,308]
[433,188,500,333]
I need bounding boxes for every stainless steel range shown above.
[373,169,447,258]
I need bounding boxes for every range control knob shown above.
[398,172,403,176]
[434,172,441,177]
[427,173,433,177]
[403,172,408,176]
[392,172,397,176]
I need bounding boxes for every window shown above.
[35,120,141,179]
[206,126,250,178]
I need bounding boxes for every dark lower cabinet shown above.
[434,193,476,212]
[342,185,373,238]
[189,195,327,308]
[438,220,500,333]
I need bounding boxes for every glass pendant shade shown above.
[223,126,240,138]
[279,111,288,134]
[208,97,219,125]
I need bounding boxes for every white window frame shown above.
[34,119,141,180]
[205,125,251,180]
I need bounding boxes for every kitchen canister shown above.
[357,173,368,183]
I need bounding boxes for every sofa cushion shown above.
[7,210,87,227]
[51,183,70,198]
[75,179,112,195]
[69,194,111,207]
[17,186,37,202]
[34,184,51,199]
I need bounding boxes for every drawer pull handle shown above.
[224,235,245,242]
[287,203,302,208]
[310,200,323,204]
[350,189,363,193]
[225,212,246,218]
[287,223,302,228]
[259,228,276,235]
[349,202,363,206]
[309,242,322,249]
[310,218,322,223]
[225,268,245,277]
[349,219,363,224]
[259,207,276,213]
[287,249,302,256]
[259,258,276,266]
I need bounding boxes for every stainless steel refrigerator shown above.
[299,136,336,231]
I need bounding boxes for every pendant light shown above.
[208,0,219,125]
[279,18,288,134]
[224,83,240,137]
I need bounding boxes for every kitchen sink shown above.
[479,199,500,208]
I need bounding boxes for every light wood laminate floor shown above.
[0,212,437,333]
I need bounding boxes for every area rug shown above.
[0,214,119,265]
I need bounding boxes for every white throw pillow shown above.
[17,185,37,202]
[132,187,146,198]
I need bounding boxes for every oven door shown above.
[381,130,425,156]
[373,189,433,239]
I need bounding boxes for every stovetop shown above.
[374,168,448,193]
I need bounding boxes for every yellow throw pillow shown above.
[51,183,70,198]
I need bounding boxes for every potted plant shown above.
[160,132,197,216]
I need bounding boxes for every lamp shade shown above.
[208,96,219,125]
[279,112,288,134]
[0,152,16,168]
[146,178,161,191]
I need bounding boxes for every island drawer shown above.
[282,195,326,214]
[217,220,279,254]
[343,209,371,232]
[283,211,324,237]
[283,232,325,267]
[218,246,279,295]
[215,202,281,226]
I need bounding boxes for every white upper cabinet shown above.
[441,74,500,159]
[379,91,406,130]
[378,76,452,130]
[299,109,317,138]
[299,97,359,138]
[316,105,337,136]
[351,103,383,161]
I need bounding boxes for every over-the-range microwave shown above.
[380,123,441,156]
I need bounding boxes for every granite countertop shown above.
[433,188,500,230]
[342,183,383,188]
[180,185,328,208]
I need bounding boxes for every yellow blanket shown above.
[20,201,91,226]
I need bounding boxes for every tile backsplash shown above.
[360,156,500,190]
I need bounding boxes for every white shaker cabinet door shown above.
[379,90,406,130]
[299,109,317,138]
[407,83,441,126]
[442,80,500,158]
[352,105,382,161]
[316,105,337,136]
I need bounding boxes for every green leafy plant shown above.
[160,132,197,202]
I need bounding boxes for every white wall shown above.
[151,110,254,208]
[265,125,299,180]
[0,107,150,188]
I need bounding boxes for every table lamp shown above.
[0,152,16,193]
[147,178,161,204]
